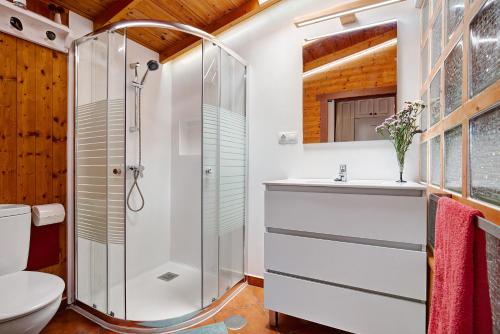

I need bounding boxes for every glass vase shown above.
[396,151,407,183]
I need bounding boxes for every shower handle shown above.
[113,168,122,175]
[205,168,213,175]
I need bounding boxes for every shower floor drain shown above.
[158,272,179,282]
[224,315,247,330]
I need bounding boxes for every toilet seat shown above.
[0,271,65,323]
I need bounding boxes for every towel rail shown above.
[428,194,499,247]
[477,216,500,240]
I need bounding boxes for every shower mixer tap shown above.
[129,165,145,178]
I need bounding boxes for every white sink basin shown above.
[264,178,426,190]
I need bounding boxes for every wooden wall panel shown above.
[0,33,18,203]
[0,32,68,284]
[51,50,68,281]
[17,40,37,205]
[35,47,54,205]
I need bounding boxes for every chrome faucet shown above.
[335,164,347,182]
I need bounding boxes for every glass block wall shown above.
[421,91,429,131]
[446,0,464,39]
[431,10,442,68]
[444,125,462,193]
[444,40,463,116]
[420,0,499,325]
[430,135,441,186]
[469,0,499,98]
[420,142,428,183]
[419,0,499,215]
[469,105,500,206]
[430,70,441,126]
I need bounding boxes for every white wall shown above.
[169,50,202,269]
[167,0,421,277]
[125,39,172,279]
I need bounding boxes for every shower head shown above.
[147,60,159,71]
[140,60,160,85]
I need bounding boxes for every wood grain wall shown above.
[0,32,67,283]
[303,44,397,143]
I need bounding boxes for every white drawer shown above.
[265,190,426,245]
[265,232,426,300]
[264,272,426,334]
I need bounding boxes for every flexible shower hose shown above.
[127,168,145,212]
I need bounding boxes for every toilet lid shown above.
[0,271,65,323]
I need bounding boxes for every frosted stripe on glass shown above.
[219,107,246,234]
[76,99,125,245]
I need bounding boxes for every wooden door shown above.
[335,101,355,142]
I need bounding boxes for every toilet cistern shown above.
[335,164,347,182]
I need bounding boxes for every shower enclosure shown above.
[73,20,247,329]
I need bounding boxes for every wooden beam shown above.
[294,0,405,27]
[159,0,281,63]
[93,0,144,29]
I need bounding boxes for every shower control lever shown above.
[205,168,213,175]
[112,168,122,176]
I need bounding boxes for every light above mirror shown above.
[294,0,404,27]
[302,20,398,144]
[303,19,398,44]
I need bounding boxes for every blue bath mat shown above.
[179,322,228,334]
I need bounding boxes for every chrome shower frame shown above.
[71,19,249,333]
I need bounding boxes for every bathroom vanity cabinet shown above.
[263,179,427,334]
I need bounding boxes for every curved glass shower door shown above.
[74,22,246,327]
[202,40,246,307]
[75,30,126,318]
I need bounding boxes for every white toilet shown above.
[0,204,65,334]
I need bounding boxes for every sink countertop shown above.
[263,179,427,191]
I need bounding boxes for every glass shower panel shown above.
[202,40,221,307]
[218,51,246,295]
[75,32,109,314]
[106,30,126,318]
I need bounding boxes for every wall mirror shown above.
[303,20,398,143]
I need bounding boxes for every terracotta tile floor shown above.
[42,285,349,334]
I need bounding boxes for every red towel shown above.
[428,197,492,334]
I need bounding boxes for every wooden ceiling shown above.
[303,21,397,71]
[47,0,280,62]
